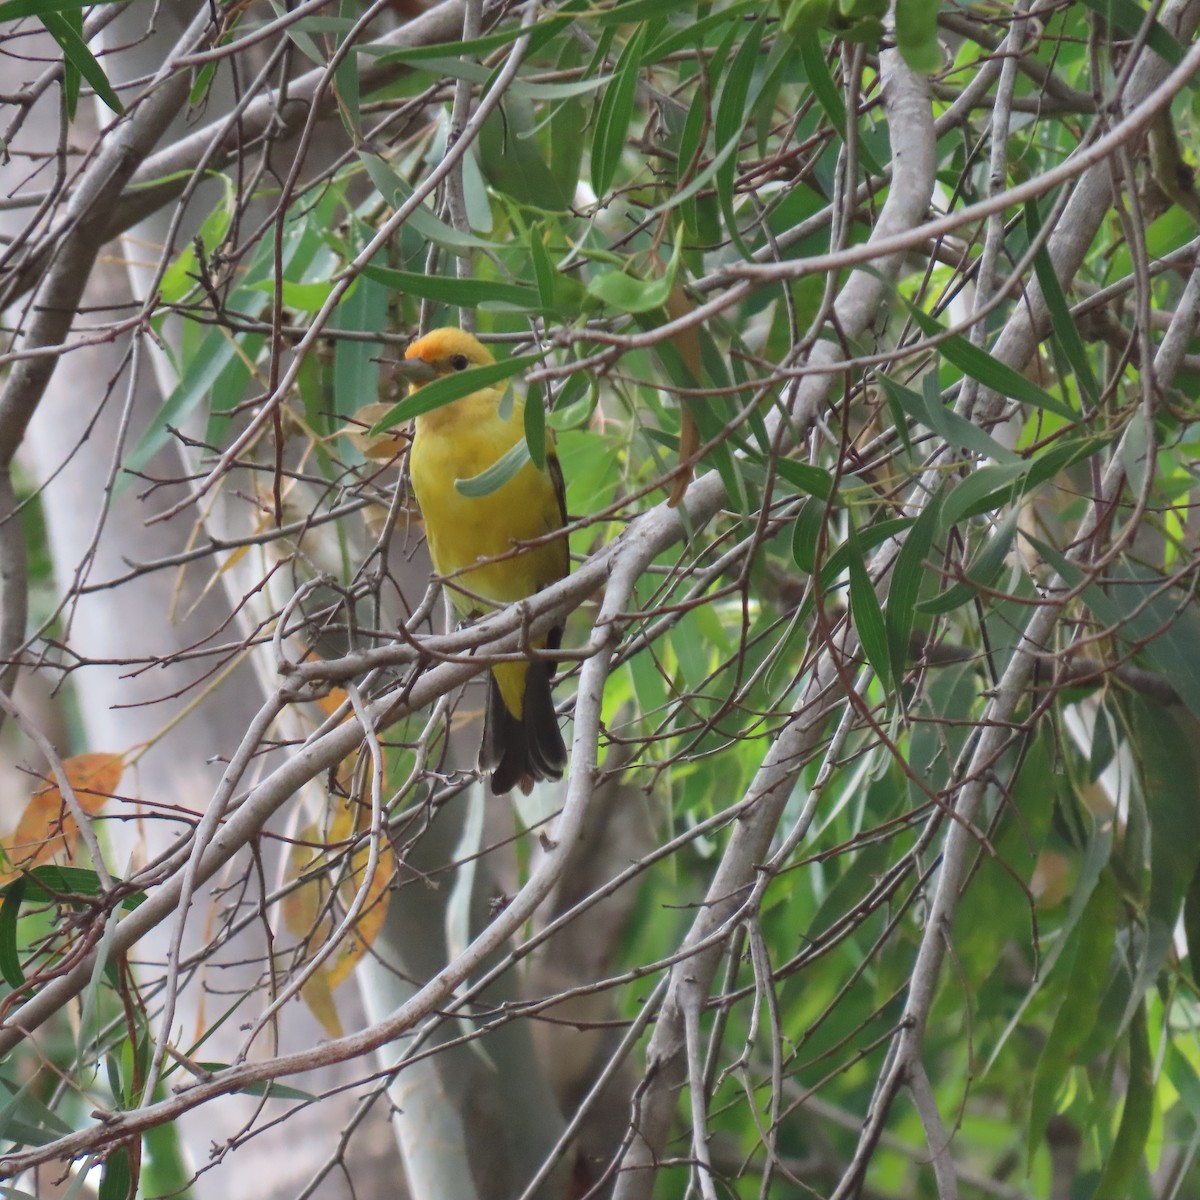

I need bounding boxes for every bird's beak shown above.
[394,358,438,384]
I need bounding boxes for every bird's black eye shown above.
[450,353,470,371]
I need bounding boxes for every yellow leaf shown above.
[282,804,394,1025]
[335,403,411,460]
[301,970,344,1039]
[281,821,326,943]
[216,541,252,577]
[326,837,394,990]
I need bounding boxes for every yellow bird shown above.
[400,328,569,794]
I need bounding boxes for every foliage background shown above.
[0,0,1197,1198]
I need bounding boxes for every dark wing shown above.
[544,436,570,588]
[546,440,569,529]
[542,435,569,655]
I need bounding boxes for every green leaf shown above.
[54,4,80,116]
[362,265,539,311]
[1092,1002,1153,1200]
[918,508,1018,614]
[984,793,1114,1075]
[370,353,542,430]
[1023,433,1111,486]
[0,1075,73,1138]
[751,25,791,156]
[248,276,340,312]
[0,0,126,16]
[124,201,329,479]
[480,96,571,210]
[645,0,756,62]
[796,37,883,176]
[908,305,1076,420]
[1119,406,1152,497]
[547,39,587,201]
[0,865,145,910]
[98,1145,134,1200]
[510,76,618,102]
[940,461,1030,528]
[1078,0,1183,65]
[140,1089,194,1198]
[671,61,716,239]
[708,437,752,516]
[524,382,546,470]
[104,1049,122,1109]
[816,516,913,586]
[790,496,825,574]
[124,327,262,479]
[935,435,1105,529]
[878,373,1019,464]
[587,231,681,315]
[367,16,573,66]
[1070,562,1200,723]
[189,59,217,107]
[654,123,742,220]
[529,222,556,310]
[1126,699,1200,1014]
[239,1079,318,1101]
[455,436,530,498]
[1187,860,1200,991]
[160,176,236,305]
[847,520,890,687]
[713,15,767,256]
[0,1076,58,1155]
[40,10,123,115]
[1165,1038,1200,1121]
[590,26,646,199]
[894,0,941,73]
[1026,201,1100,406]
[334,272,387,418]
[775,458,836,500]
[190,1064,317,1101]
[359,152,493,250]
[333,0,360,134]
[886,486,942,685]
[798,36,845,137]
[595,0,696,22]
[0,878,25,989]
[1027,870,1119,1160]
[587,268,675,314]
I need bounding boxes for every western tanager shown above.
[400,328,568,795]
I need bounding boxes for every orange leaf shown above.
[314,687,350,718]
[670,407,700,508]
[1,752,124,877]
[44,752,124,814]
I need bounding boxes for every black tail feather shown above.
[480,659,567,795]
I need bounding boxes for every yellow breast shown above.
[409,388,567,617]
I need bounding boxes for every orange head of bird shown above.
[397,328,495,388]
